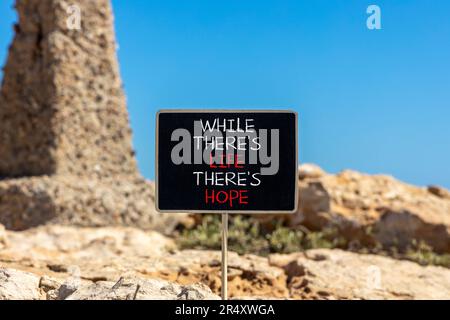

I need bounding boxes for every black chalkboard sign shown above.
[156,110,298,213]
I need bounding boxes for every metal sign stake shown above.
[221,212,228,300]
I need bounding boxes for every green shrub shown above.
[403,240,450,268]
[178,215,346,256]
[177,215,450,268]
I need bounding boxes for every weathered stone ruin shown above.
[0,0,170,231]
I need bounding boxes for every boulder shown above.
[293,167,450,253]
[65,278,219,300]
[0,224,175,262]
[298,163,326,179]
[428,185,450,200]
[0,268,42,300]
[270,248,450,300]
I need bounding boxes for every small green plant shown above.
[267,226,304,253]
[178,215,222,251]
[178,215,348,256]
[176,215,450,268]
[403,240,450,268]
[178,215,268,255]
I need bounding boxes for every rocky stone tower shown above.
[0,0,173,231]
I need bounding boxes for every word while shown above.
[200,118,255,132]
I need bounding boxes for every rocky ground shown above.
[1,224,449,300]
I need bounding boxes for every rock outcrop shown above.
[0,0,137,177]
[292,164,450,253]
[1,224,449,300]
[0,0,184,231]
[270,249,450,299]
[65,279,219,300]
[0,268,42,300]
[0,267,219,300]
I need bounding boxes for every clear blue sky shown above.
[1,1,449,188]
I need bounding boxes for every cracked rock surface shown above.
[0,225,448,300]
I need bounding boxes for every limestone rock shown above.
[428,185,450,200]
[0,0,187,231]
[0,267,219,300]
[144,250,289,298]
[298,163,326,179]
[292,167,450,253]
[0,224,288,298]
[57,281,80,300]
[0,176,187,232]
[0,225,449,299]
[269,249,450,300]
[0,268,42,300]
[0,224,175,262]
[0,0,136,177]
[39,276,62,293]
[65,278,219,300]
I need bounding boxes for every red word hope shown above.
[205,189,248,207]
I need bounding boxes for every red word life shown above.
[205,189,248,207]
[209,154,244,169]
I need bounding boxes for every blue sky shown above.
[1,1,449,188]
